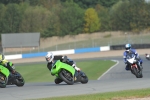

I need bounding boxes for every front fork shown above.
[131,62,141,72]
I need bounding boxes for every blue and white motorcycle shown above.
[126,53,143,78]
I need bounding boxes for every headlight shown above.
[133,60,137,63]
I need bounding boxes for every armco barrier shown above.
[5,46,110,60]
[110,44,150,50]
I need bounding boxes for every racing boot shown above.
[54,78,63,84]
[137,59,143,69]
[140,62,143,69]
[138,61,143,70]
[140,64,143,70]
[74,70,78,81]
[72,64,81,81]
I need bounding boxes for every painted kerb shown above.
[5,46,110,60]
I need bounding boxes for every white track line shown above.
[97,60,119,80]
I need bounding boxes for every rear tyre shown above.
[54,78,63,84]
[59,70,74,85]
[80,72,88,84]
[14,72,25,87]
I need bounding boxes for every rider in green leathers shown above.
[0,54,15,74]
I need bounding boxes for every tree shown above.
[84,8,100,33]
[128,0,147,32]
[99,0,120,8]
[0,0,25,5]
[110,0,150,32]
[110,1,131,31]
[39,0,60,10]
[60,0,120,9]
[0,4,6,33]
[95,4,111,31]
[42,2,63,37]
[58,0,85,36]
[20,6,51,33]
[2,3,22,33]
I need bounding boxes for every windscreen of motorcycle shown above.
[126,53,135,59]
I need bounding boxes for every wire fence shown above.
[3,32,150,55]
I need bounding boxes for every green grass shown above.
[38,88,150,100]
[15,60,116,83]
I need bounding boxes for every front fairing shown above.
[0,65,10,78]
[126,53,137,64]
[51,60,75,77]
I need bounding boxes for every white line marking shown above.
[97,60,119,80]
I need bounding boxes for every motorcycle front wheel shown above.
[132,67,142,78]
[0,73,7,88]
[59,69,74,85]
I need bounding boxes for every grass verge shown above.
[38,88,150,100]
[15,60,116,83]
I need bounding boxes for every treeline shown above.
[0,0,150,37]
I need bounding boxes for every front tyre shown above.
[132,67,141,78]
[59,69,74,85]
[0,73,7,88]
[138,70,143,78]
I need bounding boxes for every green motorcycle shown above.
[0,62,25,88]
[51,60,88,85]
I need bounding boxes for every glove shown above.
[11,70,16,74]
[75,67,81,72]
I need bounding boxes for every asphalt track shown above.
[1,56,150,100]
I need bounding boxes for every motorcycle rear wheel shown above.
[80,72,88,84]
[14,72,25,87]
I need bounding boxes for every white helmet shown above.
[45,52,54,63]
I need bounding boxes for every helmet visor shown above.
[46,55,53,62]
[46,57,50,62]
[125,47,130,50]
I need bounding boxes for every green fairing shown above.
[0,65,10,78]
[9,62,13,66]
[51,60,75,77]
